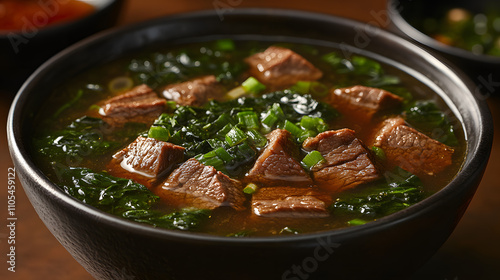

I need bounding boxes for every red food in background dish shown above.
[0,0,95,31]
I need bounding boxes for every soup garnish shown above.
[32,40,464,236]
[0,0,95,32]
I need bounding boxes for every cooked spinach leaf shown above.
[60,168,210,231]
[322,52,401,88]
[404,100,459,146]
[147,91,338,176]
[331,168,425,220]
[33,116,147,166]
[60,167,158,214]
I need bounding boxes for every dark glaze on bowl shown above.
[0,0,124,93]
[8,9,493,280]
[388,0,500,96]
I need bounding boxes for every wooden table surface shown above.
[1,0,499,279]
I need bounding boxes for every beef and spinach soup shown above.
[32,40,465,236]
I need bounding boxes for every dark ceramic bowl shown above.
[7,9,493,280]
[388,0,500,96]
[0,0,124,93]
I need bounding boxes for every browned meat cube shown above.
[245,46,323,89]
[157,158,246,210]
[162,75,224,107]
[303,129,381,192]
[246,129,312,186]
[370,117,454,176]
[107,136,185,189]
[99,84,166,127]
[251,186,331,218]
[324,85,403,123]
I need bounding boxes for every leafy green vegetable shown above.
[225,126,248,146]
[347,219,368,226]
[290,81,329,98]
[301,150,326,171]
[215,38,236,51]
[322,52,400,88]
[404,100,459,146]
[60,168,159,214]
[371,146,386,161]
[60,168,210,231]
[145,91,338,176]
[125,208,211,230]
[243,183,259,194]
[331,168,425,220]
[227,230,255,237]
[128,42,248,88]
[241,76,266,94]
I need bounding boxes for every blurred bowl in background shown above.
[0,0,125,93]
[7,9,493,279]
[388,0,500,97]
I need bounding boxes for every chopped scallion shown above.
[300,116,328,133]
[283,120,303,138]
[225,126,247,146]
[291,81,330,97]
[215,39,235,51]
[371,146,386,161]
[261,111,279,128]
[166,101,177,111]
[261,103,285,128]
[148,126,170,142]
[291,81,311,94]
[214,147,233,162]
[237,111,260,129]
[217,124,234,139]
[297,129,316,143]
[241,77,266,94]
[201,156,225,171]
[204,113,235,132]
[347,219,369,226]
[207,138,225,149]
[246,129,267,147]
[237,142,256,158]
[227,86,247,99]
[243,183,258,194]
[203,150,217,159]
[301,150,326,170]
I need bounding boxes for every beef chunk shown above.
[158,158,246,210]
[370,117,454,176]
[251,186,331,218]
[99,84,166,127]
[303,129,381,192]
[324,85,403,123]
[245,46,323,89]
[107,136,185,188]
[162,75,224,106]
[246,129,312,185]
